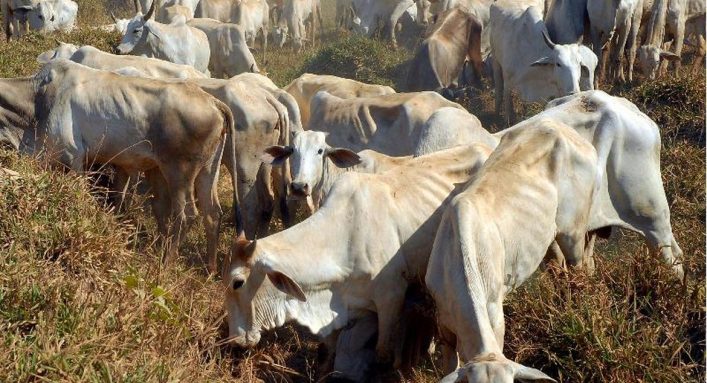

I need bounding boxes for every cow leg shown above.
[614,13,632,83]
[373,276,407,368]
[691,35,706,74]
[492,59,504,117]
[542,240,567,271]
[195,140,225,274]
[146,168,170,239]
[591,28,605,88]
[438,326,459,375]
[486,297,505,350]
[627,7,643,82]
[671,19,686,74]
[162,165,199,267]
[255,164,275,236]
[504,87,515,127]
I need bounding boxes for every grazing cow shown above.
[427,120,598,380]
[350,0,414,47]
[587,0,641,85]
[273,0,322,51]
[638,0,705,79]
[428,91,684,277]
[25,0,78,33]
[262,130,409,209]
[284,73,396,127]
[223,143,493,370]
[187,18,259,78]
[0,59,238,273]
[489,0,594,124]
[118,2,211,75]
[37,43,208,79]
[308,90,465,155]
[406,7,484,92]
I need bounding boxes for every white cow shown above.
[187,18,259,78]
[37,43,208,79]
[0,59,238,273]
[489,0,594,124]
[118,2,211,75]
[308,90,465,155]
[412,90,685,277]
[232,0,269,55]
[638,0,705,79]
[273,0,321,51]
[587,0,641,85]
[428,0,495,58]
[427,120,599,381]
[350,0,414,47]
[25,0,77,33]
[223,144,493,369]
[284,73,396,127]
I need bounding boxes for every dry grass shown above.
[0,0,705,382]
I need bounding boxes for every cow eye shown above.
[317,149,323,155]
[232,279,245,290]
[134,28,141,34]
[556,63,561,67]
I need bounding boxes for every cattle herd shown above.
[0,0,702,381]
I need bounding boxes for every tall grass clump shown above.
[297,35,411,89]
[0,150,234,382]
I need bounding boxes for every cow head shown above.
[37,41,79,63]
[415,0,431,26]
[439,354,556,383]
[261,130,361,199]
[637,45,680,80]
[117,2,159,55]
[530,30,582,97]
[223,234,306,348]
[26,1,56,32]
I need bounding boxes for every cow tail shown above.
[217,101,244,237]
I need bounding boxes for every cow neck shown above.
[317,156,348,198]
[0,77,37,131]
[252,205,353,336]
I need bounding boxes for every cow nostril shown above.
[290,182,309,195]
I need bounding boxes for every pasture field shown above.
[0,0,705,382]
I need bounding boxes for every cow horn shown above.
[110,11,118,23]
[133,0,142,13]
[542,29,556,49]
[249,63,258,73]
[144,0,155,20]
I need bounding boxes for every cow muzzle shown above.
[227,330,261,348]
[289,182,310,198]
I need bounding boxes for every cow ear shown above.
[660,50,681,61]
[326,148,361,168]
[37,50,56,64]
[267,270,307,302]
[145,22,163,40]
[514,364,557,382]
[261,145,293,165]
[530,57,554,67]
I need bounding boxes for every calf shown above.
[427,120,599,381]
